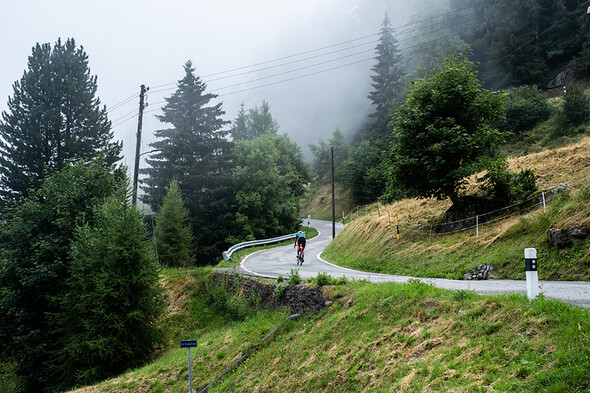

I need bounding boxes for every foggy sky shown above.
[0,0,423,166]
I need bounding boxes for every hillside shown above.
[322,136,590,281]
[68,268,590,393]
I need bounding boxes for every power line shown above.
[118,14,486,123]
[107,2,488,129]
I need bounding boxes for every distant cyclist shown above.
[294,230,306,263]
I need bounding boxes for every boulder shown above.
[546,227,588,248]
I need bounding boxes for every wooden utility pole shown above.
[132,84,148,205]
[331,146,335,239]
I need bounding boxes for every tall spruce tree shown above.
[0,38,121,201]
[363,14,405,143]
[140,61,232,264]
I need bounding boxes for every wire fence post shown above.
[476,215,479,238]
[542,191,546,213]
[356,206,359,220]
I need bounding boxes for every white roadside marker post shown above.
[524,248,539,300]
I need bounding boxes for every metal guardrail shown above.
[222,233,297,261]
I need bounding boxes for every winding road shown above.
[239,219,590,308]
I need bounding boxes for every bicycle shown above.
[296,244,304,265]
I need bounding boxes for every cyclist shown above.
[294,230,306,262]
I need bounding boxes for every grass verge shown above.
[69,268,590,393]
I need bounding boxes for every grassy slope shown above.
[323,136,590,281]
[300,181,356,221]
[69,268,590,393]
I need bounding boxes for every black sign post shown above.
[180,340,198,392]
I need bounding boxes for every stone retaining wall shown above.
[210,272,327,314]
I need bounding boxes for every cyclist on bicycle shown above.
[294,230,306,260]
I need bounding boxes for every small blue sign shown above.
[180,340,198,348]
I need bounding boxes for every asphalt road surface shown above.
[239,219,590,308]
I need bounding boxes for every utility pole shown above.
[132,84,148,205]
[331,146,335,239]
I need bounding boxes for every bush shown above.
[501,85,551,134]
[315,272,333,286]
[273,283,287,299]
[500,85,551,134]
[479,158,537,205]
[287,269,301,285]
[558,82,590,130]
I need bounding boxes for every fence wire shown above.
[340,177,590,238]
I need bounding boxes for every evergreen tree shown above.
[246,101,279,139]
[0,38,121,201]
[140,61,233,264]
[230,103,249,141]
[155,180,194,267]
[309,128,349,181]
[50,179,163,389]
[230,101,280,141]
[362,14,405,143]
[0,162,117,392]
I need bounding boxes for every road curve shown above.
[239,219,590,308]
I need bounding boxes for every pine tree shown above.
[246,101,279,139]
[140,61,233,264]
[230,103,249,141]
[155,180,194,267]
[0,38,121,201]
[50,179,163,389]
[364,14,405,143]
[230,101,280,141]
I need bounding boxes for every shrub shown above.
[287,269,301,285]
[273,283,287,299]
[501,85,551,134]
[315,272,333,286]
[558,82,590,130]
[479,158,537,205]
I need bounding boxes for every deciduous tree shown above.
[232,134,310,241]
[388,55,506,203]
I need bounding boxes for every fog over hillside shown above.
[0,0,428,165]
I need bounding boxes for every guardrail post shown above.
[524,248,539,300]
